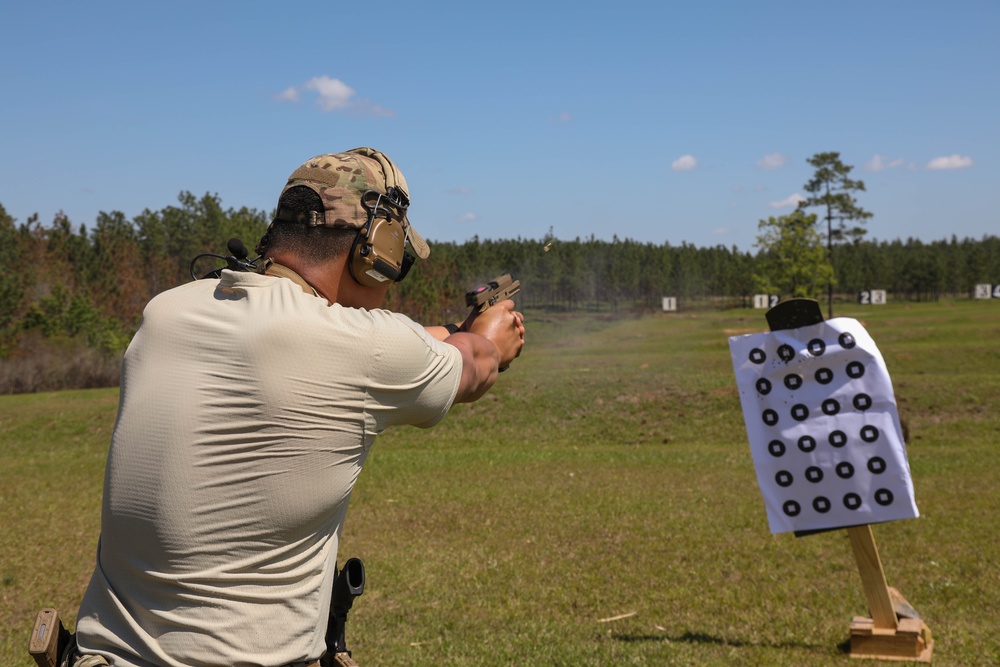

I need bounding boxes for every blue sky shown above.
[1,1,996,252]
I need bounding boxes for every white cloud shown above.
[865,154,905,172]
[672,154,698,171]
[926,154,973,170]
[275,76,396,116]
[274,86,300,102]
[354,100,396,117]
[304,76,355,111]
[449,187,473,195]
[551,111,573,123]
[769,193,805,209]
[757,152,787,170]
[457,212,478,223]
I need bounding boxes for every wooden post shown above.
[847,525,896,630]
[765,299,933,662]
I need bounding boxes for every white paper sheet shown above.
[729,318,918,534]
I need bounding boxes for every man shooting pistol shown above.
[46,148,524,667]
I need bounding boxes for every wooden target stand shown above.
[765,299,933,663]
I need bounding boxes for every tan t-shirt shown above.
[76,270,462,667]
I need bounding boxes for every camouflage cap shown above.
[277,148,430,259]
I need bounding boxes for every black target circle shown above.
[777,344,795,362]
[867,457,887,474]
[829,430,848,448]
[812,496,831,513]
[839,332,857,349]
[843,493,862,510]
[805,466,824,483]
[756,378,772,395]
[860,425,880,443]
[874,489,894,506]
[836,462,855,479]
[797,435,816,452]
[775,470,794,487]
[784,374,803,390]
[808,338,827,356]
[846,361,865,379]
[853,393,872,411]
[749,348,766,364]
[768,440,786,457]
[822,399,841,416]
[762,409,779,426]
[791,404,809,421]
[783,500,801,517]
[815,367,834,384]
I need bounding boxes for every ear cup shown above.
[349,215,407,287]
[344,148,418,286]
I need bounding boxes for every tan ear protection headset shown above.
[344,148,416,288]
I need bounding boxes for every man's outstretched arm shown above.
[436,300,524,403]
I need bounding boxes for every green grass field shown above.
[2,300,998,666]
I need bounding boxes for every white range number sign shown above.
[754,294,779,309]
[729,318,918,534]
[858,290,887,305]
[974,284,998,299]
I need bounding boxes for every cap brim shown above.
[405,218,430,259]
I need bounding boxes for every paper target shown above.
[729,318,918,534]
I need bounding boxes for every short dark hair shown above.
[262,186,356,264]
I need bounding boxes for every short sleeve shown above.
[364,310,463,432]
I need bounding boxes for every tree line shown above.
[1,195,998,393]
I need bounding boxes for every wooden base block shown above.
[850,616,933,662]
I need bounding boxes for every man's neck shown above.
[261,259,321,298]
[262,251,388,309]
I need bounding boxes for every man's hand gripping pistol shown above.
[465,274,521,371]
